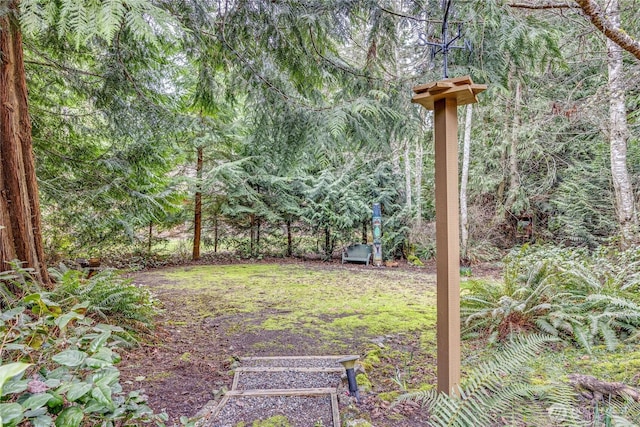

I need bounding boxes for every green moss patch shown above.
[154,264,437,342]
[528,344,640,386]
[236,415,292,427]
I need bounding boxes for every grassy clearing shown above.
[156,264,437,345]
[139,263,442,400]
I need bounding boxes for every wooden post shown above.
[411,76,486,394]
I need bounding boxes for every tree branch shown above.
[508,1,579,9]
[210,29,334,112]
[24,59,103,78]
[575,0,640,61]
[378,6,428,22]
[307,27,383,82]
[568,374,640,401]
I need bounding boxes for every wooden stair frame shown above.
[206,355,359,426]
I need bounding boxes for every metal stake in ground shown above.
[411,76,486,394]
[338,355,360,403]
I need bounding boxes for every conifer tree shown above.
[1,0,171,283]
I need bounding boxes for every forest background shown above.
[0,0,639,277]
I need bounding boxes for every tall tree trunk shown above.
[606,0,637,248]
[324,226,331,258]
[505,80,522,214]
[460,105,473,262]
[192,146,203,261]
[414,135,424,229]
[0,5,50,286]
[404,140,412,210]
[390,137,404,200]
[286,219,292,257]
[147,221,153,255]
[213,214,218,253]
[256,219,261,256]
[249,214,255,256]
[362,220,367,244]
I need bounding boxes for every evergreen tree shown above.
[1,0,174,281]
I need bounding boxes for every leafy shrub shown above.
[462,244,640,352]
[413,242,436,261]
[0,291,168,426]
[0,267,197,426]
[381,209,411,261]
[49,267,158,332]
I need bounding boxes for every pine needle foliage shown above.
[396,334,585,426]
[549,153,618,248]
[25,10,186,253]
[19,0,175,47]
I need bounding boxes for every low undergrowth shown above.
[8,250,632,426]
[462,244,640,351]
[0,264,181,427]
[398,335,640,426]
[130,256,640,425]
[49,266,158,334]
[452,244,640,425]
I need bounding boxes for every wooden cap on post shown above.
[411,75,487,110]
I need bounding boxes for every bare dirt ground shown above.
[119,258,502,426]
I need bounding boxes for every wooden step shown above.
[204,390,339,427]
[239,355,358,368]
[198,355,357,427]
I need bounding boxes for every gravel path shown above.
[202,356,348,426]
[210,395,333,427]
[236,370,342,390]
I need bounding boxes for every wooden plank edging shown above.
[206,355,352,426]
[235,366,343,373]
[231,370,240,390]
[206,391,341,427]
[225,387,336,397]
[239,355,358,361]
[330,392,340,427]
[207,394,230,420]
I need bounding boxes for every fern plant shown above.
[396,334,586,426]
[604,397,640,426]
[0,261,44,309]
[462,259,560,342]
[463,245,640,352]
[49,266,158,333]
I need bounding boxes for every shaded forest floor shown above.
[119,259,501,426]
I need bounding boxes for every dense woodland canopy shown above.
[0,0,639,278]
